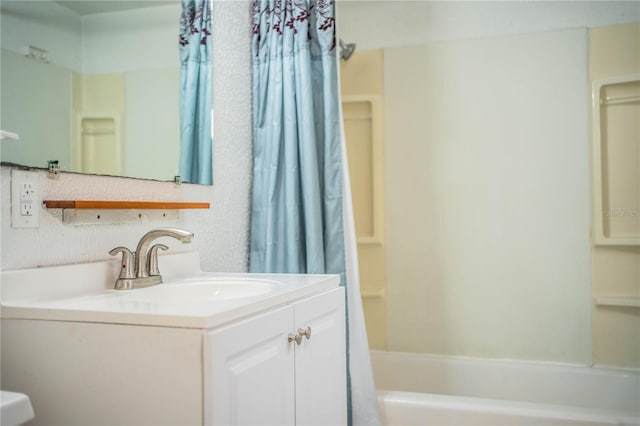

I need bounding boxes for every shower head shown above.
[339,39,356,61]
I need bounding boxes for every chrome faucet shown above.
[109,227,194,290]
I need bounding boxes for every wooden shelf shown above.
[43,200,210,210]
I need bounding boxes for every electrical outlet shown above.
[21,182,35,216]
[11,170,39,228]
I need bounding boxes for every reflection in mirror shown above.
[178,0,212,185]
[1,0,211,184]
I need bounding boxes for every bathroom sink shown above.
[1,252,341,328]
[116,276,281,304]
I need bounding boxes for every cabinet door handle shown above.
[288,327,311,345]
[298,326,311,341]
[288,333,302,345]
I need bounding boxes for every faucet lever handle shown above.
[148,244,169,276]
[109,247,135,279]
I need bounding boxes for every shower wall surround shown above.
[383,28,592,364]
[337,1,640,367]
[0,1,253,272]
[589,23,640,368]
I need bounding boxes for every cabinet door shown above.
[204,304,295,425]
[294,287,347,425]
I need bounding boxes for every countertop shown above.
[1,252,340,329]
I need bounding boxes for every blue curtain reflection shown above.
[179,0,212,185]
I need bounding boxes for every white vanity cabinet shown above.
[1,272,346,426]
[206,287,347,425]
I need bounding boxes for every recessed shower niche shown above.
[76,115,121,176]
[592,76,640,245]
[342,95,384,244]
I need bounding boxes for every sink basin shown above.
[1,252,341,328]
[116,276,280,304]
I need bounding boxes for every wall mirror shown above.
[0,0,210,184]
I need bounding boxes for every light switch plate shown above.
[11,170,39,228]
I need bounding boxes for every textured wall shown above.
[1,1,253,273]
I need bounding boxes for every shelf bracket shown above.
[61,209,179,225]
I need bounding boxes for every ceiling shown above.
[54,0,178,16]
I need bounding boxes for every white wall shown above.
[124,68,181,178]
[384,29,592,363]
[338,1,640,50]
[0,1,78,170]
[0,0,82,71]
[1,1,253,273]
[0,50,72,168]
[337,1,640,364]
[0,1,181,74]
[81,4,181,74]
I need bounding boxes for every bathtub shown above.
[371,351,640,426]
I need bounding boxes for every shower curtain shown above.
[179,0,213,185]
[249,1,380,424]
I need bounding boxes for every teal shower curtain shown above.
[250,0,344,276]
[179,0,212,185]
[250,1,380,424]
